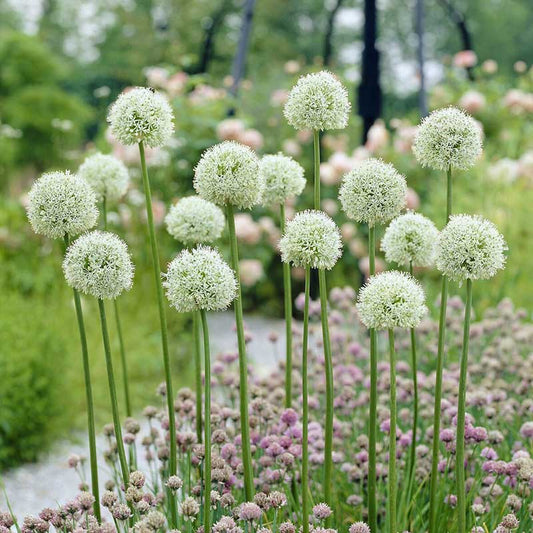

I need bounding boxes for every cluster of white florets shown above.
[163,246,237,312]
[283,71,350,131]
[339,159,407,227]
[63,231,134,300]
[381,212,439,267]
[279,210,342,270]
[165,196,225,246]
[259,153,306,206]
[107,87,174,147]
[357,271,427,330]
[78,153,130,202]
[436,215,507,282]
[413,107,482,171]
[193,141,263,210]
[27,171,98,240]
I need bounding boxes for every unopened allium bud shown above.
[381,212,439,267]
[194,141,263,210]
[259,153,306,206]
[413,107,482,171]
[279,210,342,270]
[357,271,427,330]
[63,231,134,299]
[284,71,350,131]
[339,159,406,227]
[107,87,174,147]
[165,196,225,246]
[436,215,507,282]
[27,171,98,240]
[78,153,130,202]
[163,246,237,312]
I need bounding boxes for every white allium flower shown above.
[107,87,174,147]
[259,153,306,206]
[381,212,439,267]
[436,215,507,282]
[357,271,427,330]
[163,246,237,312]
[283,71,351,131]
[165,196,225,246]
[413,107,482,171]
[63,231,134,299]
[279,210,342,270]
[27,171,98,240]
[78,153,130,202]
[193,141,263,210]
[338,158,407,227]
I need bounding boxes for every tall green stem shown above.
[301,266,311,533]
[280,204,293,408]
[97,299,129,485]
[138,141,178,527]
[368,224,378,533]
[388,329,397,533]
[456,279,472,533]
[226,203,254,501]
[194,311,203,443]
[428,166,452,533]
[200,310,212,532]
[313,130,320,210]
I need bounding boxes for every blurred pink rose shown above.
[320,162,339,185]
[514,61,527,73]
[166,72,188,96]
[296,130,312,144]
[321,198,338,216]
[234,213,262,245]
[282,139,302,157]
[393,125,418,154]
[284,60,301,75]
[349,239,366,258]
[341,222,357,241]
[216,119,246,141]
[352,146,370,161]
[238,129,264,150]
[459,91,486,114]
[322,134,349,152]
[270,89,289,107]
[405,188,420,210]
[239,259,264,286]
[329,151,354,175]
[453,50,477,69]
[358,256,385,278]
[481,59,498,74]
[487,158,519,184]
[365,120,389,153]
[144,66,169,88]
[518,151,533,182]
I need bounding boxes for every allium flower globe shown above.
[193,141,263,210]
[78,153,130,202]
[259,153,306,206]
[27,171,98,240]
[63,231,134,300]
[284,71,350,131]
[357,271,427,330]
[413,107,482,171]
[107,87,174,147]
[381,212,439,267]
[163,246,237,312]
[436,215,507,281]
[165,196,225,246]
[279,210,342,270]
[339,158,407,227]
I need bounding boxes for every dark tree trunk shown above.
[357,0,382,144]
[323,0,345,67]
[415,0,428,117]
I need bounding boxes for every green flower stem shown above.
[428,167,452,533]
[456,278,473,533]
[226,203,254,501]
[65,233,101,522]
[280,203,293,408]
[138,141,178,527]
[97,299,129,485]
[199,309,212,532]
[367,224,378,533]
[388,328,397,533]
[194,311,203,443]
[313,130,320,209]
[318,268,334,512]
[301,266,311,533]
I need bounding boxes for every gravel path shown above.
[0,312,285,520]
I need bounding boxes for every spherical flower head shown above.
[193,141,263,210]
[165,196,225,246]
[349,523,371,533]
[413,106,482,171]
[283,71,350,131]
[356,271,427,330]
[78,153,130,202]
[381,212,439,267]
[436,215,507,282]
[279,210,342,270]
[339,158,407,227]
[259,153,306,206]
[27,171,98,240]
[63,231,134,299]
[163,246,237,312]
[107,87,174,147]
